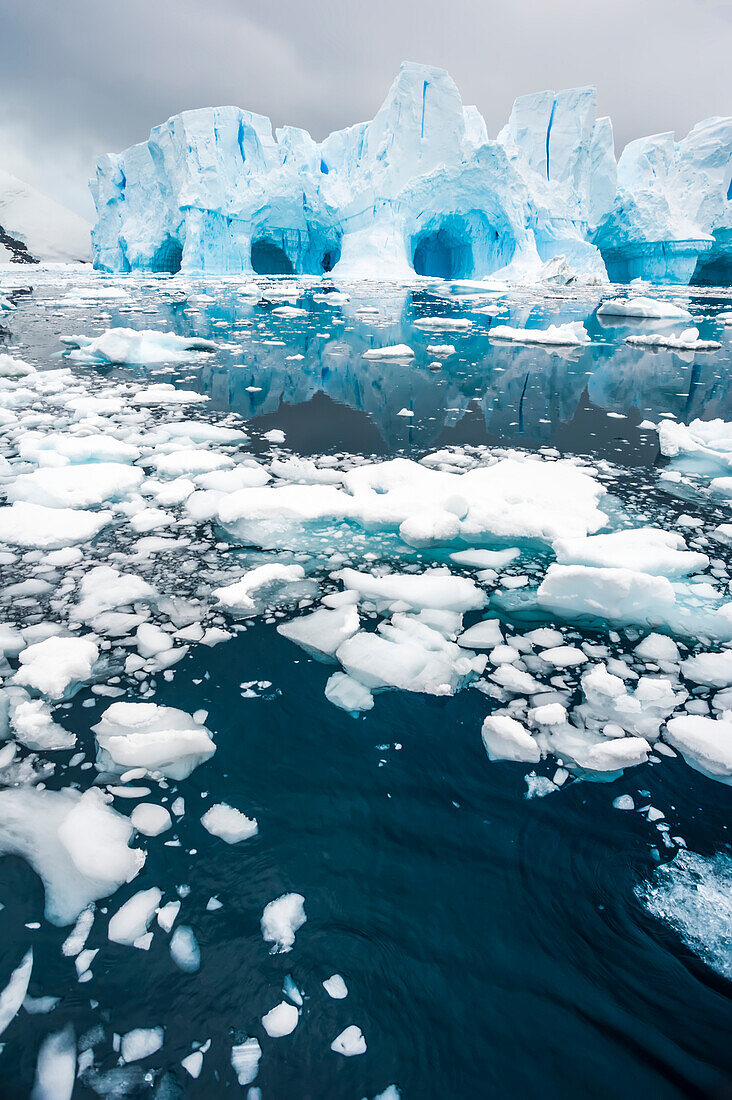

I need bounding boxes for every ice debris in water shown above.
[261,1001,299,1037]
[62,328,217,365]
[108,887,162,947]
[0,789,144,925]
[0,949,33,1037]
[261,893,306,953]
[597,296,692,320]
[331,1025,367,1057]
[489,321,590,346]
[323,973,348,999]
[201,803,258,843]
[636,850,732,979]
[169,926,201,972]
[231,1038,261,1086]
[120,1026,164,1063]
[14,635,99,700]
[30,1023,76,1099]
[93,702,216,780]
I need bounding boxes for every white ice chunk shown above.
[130,803,172,837]
[482,714,541,763]
[120,1026,163,1063]
[261,893,306,954]
[231,1038,261,1086]
[331,1025,367,1056]
[0,502,112,548]
[664,715,732,784]
[201,803,258,843]
[15,636,98,700]
[93,702,216,780]
[108,887,162,946]
[261,1001,298,1037]
[278,604,359,663]
[323,974,348,999]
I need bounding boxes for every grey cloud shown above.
[0,0,729,217]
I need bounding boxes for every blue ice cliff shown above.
[90,62,732,284]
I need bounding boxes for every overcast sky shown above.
[1,0,730,219]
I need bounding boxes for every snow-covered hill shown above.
[0,168,91,264]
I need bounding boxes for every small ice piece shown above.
[169,925,200,972]
[283,974,303,1006]
[625,327,720,351]
[14,636,98,700]
[482,715,541,763]
[553,527,707,578]
[0,949,33,1037]
[278,604,360,663]
[634,633,680,664]
[331,1025,367,1056]
[201,803,258,843]
[613,795,635,810]
[181,1050,203,1078]
[30,1023,76,1100]
[131,803,172,837]
[457,619,503,650]
[450,548,520,569]
[108,887,162,946]
[156,901,181,933]
[490,321,589,346]
[323,974,348,999]
[8,463,144,510]
[93,702,216,780]
[597,296,692,321]
[135,624,173,659]
[213,564,309,616]
[120,1026,164,1063]
[362,344,414,360]
[263,429,285,444]
[261,893,306,953]
[62,906,94,957]
[261,1001,299,1037]
[539,645,588,668]
[206,896,223,911]
[231,1038,261,1086]
[324,672,374,713]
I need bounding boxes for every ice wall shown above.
[90,62,732,285]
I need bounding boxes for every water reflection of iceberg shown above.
[144,285,732,457]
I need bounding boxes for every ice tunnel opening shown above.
[149,236,183,274]
[251,238,295,275]
[412,225,474,279]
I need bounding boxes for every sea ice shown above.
[63,329,217,365]
[261,1002,299,1037]
[93,702,216,780]
[331,1025,367,1056]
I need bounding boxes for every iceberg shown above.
[90,62,732,285]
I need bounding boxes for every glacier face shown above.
[90,62,732,285]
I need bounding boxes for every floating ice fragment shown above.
[108,887,162,946]
[597,296,692,321]
[482,715,541,763]
[201,803,258,843]
[0,502,112,548]
[169,926,200,972]
[261,1001,298,1037]
[30,1023,76,1100]
[0,788,144,925]
[625,327,720,351]
[120,1026,163,1063]
[15,635,98,700]
[0,949,33,1037]
[323,974,348,999]
[325,672,375,713]
[362,344,414,360]
[63,328,217,365]
[278,604,360,662]
[490,321,589,346]
[664,715,732,784]
[331,1025,367,1056]
[93,702,216,780]
[261,893,306,953]
[231,1038,261,1086]
[131,803,172,837]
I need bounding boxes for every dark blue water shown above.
[0,273,731,1098]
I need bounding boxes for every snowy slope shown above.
[0,168,91,264]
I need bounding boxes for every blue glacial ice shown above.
[90,62,732,285]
